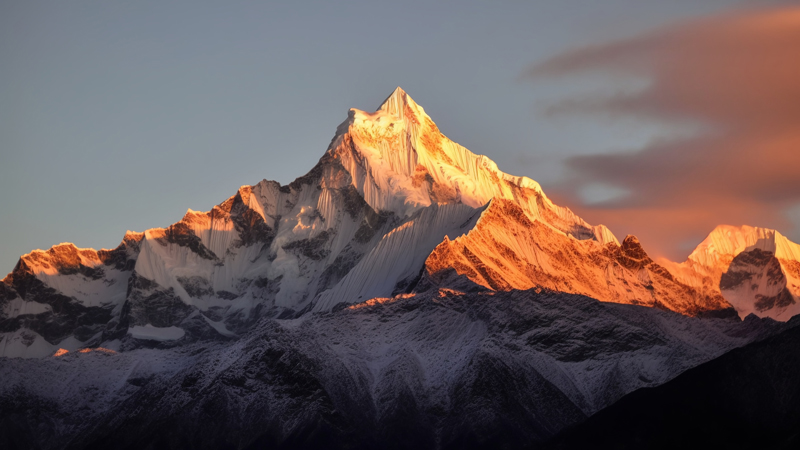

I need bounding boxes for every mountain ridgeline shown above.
[4,87,796,358]
[1,88,799,449]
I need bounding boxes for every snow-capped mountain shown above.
[660,225,800,321]
[2,87,755,358]
[1,87,798,450]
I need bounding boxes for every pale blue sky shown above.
[0,0,782,272]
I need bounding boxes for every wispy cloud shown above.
[527,7,800,260]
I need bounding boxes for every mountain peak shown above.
[377,86,424,119]
[379,86,407,107]
[689,225,778,264]
[622,235,641,246]
[680,223,800,270]
[618,235,653,270]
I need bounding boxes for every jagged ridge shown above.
[2,88,797,359]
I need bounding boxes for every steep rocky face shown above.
[661,225,800,320]
[0,288,781,450]
[422,199,734,317]
[720,248,796,316]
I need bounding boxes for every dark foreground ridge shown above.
[543,315,800,450]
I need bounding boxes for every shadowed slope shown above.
[544,317,800,450]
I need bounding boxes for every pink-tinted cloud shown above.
[528,7,800,260]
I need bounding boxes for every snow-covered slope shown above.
[334,88,606,238]
[0,234,142,358]
[661,225,800,321]
[0,288,782,449]
[422,199,734,317]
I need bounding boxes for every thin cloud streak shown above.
[528,7,800,260]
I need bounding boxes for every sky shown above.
[1,0,798,273]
